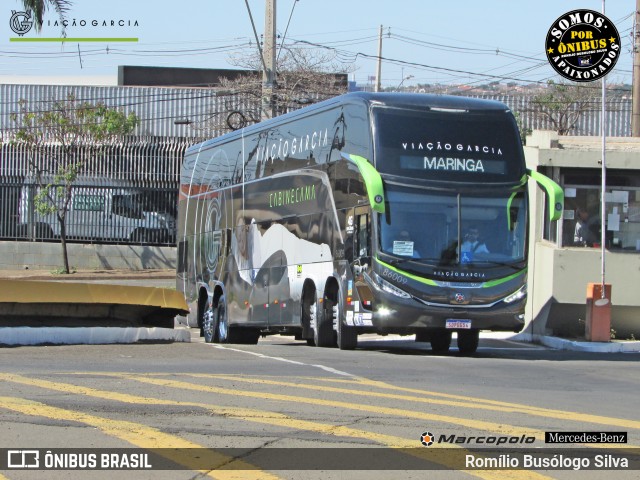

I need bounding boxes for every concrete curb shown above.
[0,326,191,346]
[511,332,640,353]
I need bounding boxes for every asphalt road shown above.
[1,329,639,479]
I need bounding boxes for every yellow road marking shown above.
[0,373,549,479]
[121,373,640,451]
[112,373,545,439]
[182,373,640,431]
[0,394,278,480]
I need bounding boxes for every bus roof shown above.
[186,92,511,155]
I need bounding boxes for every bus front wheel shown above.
[457,329,479,354]
[430,330,452,353]
[336,294,357,350]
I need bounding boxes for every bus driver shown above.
[461,226,489,254]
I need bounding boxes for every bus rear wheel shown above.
[301,290,316,346]
[214,297,229,343]
[314,298,335,347]
[215,296,259,345]
[202,306,216,343]
[457,329,479,354]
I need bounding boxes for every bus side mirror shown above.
[526,168,564,221]
[341,153,385,214]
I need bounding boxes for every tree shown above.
[21,0,72,33]
[529,79,602,135]
[198,46,353,134]
[513,110,531,145]
[10,93,138,273]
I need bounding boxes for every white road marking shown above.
[209,344,356,377]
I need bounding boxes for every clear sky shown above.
[1,0,635,88]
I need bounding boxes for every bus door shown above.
[350,206,371,267]
[349,207,374,313]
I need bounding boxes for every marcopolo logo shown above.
[420,432,435,447]
[9,10,33,36]
[420,431,536,447]
[545,9,620,83]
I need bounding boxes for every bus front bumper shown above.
[366,291,526,334]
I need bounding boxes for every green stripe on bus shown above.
[376,257,525,288]
[481,269,526,287]
[376,258,437,286]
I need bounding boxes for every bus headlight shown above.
[503,284,527,304]
[374,273,411,299]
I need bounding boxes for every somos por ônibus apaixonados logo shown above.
[545,9,620,83]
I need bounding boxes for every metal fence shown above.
[472,94,632,137]
[0,138,191,246]
[1,181,176,246]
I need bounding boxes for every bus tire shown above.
[215,296,231,343]
[337,317,357,350]
[314,299,335,348]
[457,329,479,354]
[202,305,216,343]
[430,330,452,353]
[415,331,430,343]
[301,287,316,345]
[335,286,356,350]
[215,296,259,344]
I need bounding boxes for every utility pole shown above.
[632,0,640,136]
[375,25,383,92]
[262,0,277,120]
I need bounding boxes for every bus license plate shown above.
[446,319,472,329]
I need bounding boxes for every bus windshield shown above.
[378,184,527,268]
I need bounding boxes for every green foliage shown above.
[51,266,76,275]
[11,93,138,220]
[21,0,72,33]
[513,110,531,144]
[529,79,600,136]
[10,92,138,273]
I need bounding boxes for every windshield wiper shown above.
[384,257,416,266]
[480,261,524,271]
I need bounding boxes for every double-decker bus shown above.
[177,92,562,354]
